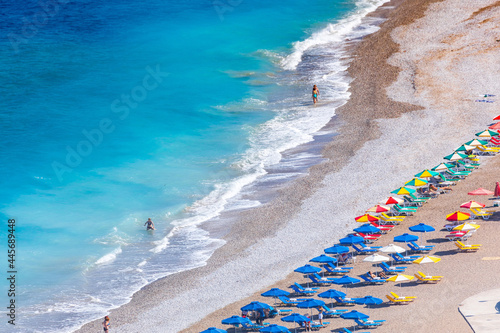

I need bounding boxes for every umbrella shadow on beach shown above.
[433,249,458,257]
[427,238,449,244]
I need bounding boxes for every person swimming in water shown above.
[144,218,155,230]
[312,85,320,104]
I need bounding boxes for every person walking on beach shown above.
[144,218,155,230]
[312,85,320,104]
[102,316,110,332]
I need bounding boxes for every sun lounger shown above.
[291,282,318,295]
[445,231,471,241]
[407,241,434,253]
[414,271,443,283]
[311,321,330,331]
[392,204,417,216]
[439,174,461,183]
[327,262,353,271]
[455,241,481,251]
[386,294,414,305]
[470,208,494,220]
[277,296,310,306]
[321,305,347,317]
[360,272,387,285]
[343,328,370,333]
[276,309,292,316]
[380,261,406,273]
[371,222,394,232]
[403,195,425,207]
[390,291,416,301]
[241,321,266,330]
[355,319,384,328]
[390,253,420,263]
[351,244,377,254]
[307,274,333,285]
[477,145,499,155]
[333,296,356,305]
[324,264,350,275]
[354,232,381,243]
[445,170,469,179]
[380,213,405,223]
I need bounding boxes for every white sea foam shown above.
[281,0,390,71]
[95,247,122,265]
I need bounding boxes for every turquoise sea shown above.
[0,0,388,331]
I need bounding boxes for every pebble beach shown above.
[75,0,500,332]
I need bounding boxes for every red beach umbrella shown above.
[493,115,500,121]
[488,122,500,130]
[495,182,500,197]
[468,188,494,195]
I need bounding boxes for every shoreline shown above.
[75,0,500,332]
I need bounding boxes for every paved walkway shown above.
[459,288,500,332]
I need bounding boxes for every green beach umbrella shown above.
[414,169,439,178]
[455,145,475,152]
[405,178,428,187]
[475,129,499,138]
[443,152,468,161]
[391,187,416,195]
[465,139,487,147]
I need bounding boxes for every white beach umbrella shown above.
[380,244,405,254]
[363,254,390,263]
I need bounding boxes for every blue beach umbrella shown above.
[281,313,310,333]
[294,264,322,274]
[332,275,361,295]
[354,296,383,317]
[200,328,227,333]
[394,233,419,243]
[261,288,290,297]
[339,234,364,245]
[261,288,290,306]
[259,324,291,333]
[324,245,349,254]
[241,301,272,311]
[354,224,381,234]
[221,316,250,333]
[297,299,326,316]
[340,310,369,320]
[318,289,346,307]
[310,254,337,264]
[409,223,435,233]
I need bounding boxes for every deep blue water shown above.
[0,0,388,331]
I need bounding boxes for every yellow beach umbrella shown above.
[453,223,480,231]
[387,274,414,288]
[413,256,441,264]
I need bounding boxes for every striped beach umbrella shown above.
[489,122,500,130]
[446,211,470,221]
[468,188,494,195]
[366,204,390,213]
[455,144,475,152]
[383,196,404,205]
[391,187,416,195]
[444,152,468,161]
[355,214,379,222]
[414,169,439,178]
[460,201,485,209]
[453,223,480,231]
[413,255,441,264]
[475,129,499,138]
[465,139,488,147]
[405,178,428,187]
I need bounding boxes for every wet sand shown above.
[75,0,500,332]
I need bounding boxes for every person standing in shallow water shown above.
[312,85,320,104]
[144,218,155,230]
